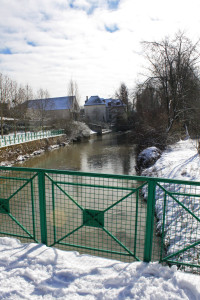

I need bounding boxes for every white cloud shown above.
[0,0,200,104]
[73,0,91,9]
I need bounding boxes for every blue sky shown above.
[0,0,200,104]
[0,48,12,55]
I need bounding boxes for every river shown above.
[15,132,137,175]
[12,132,160,262]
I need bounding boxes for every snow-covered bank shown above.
[136,146,162,172]
[141,139,200,269]
[142,139,200,180]
[0,237,199,299]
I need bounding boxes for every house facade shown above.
[26,96,80,123]
[84,96,106,123]
[84,96,126,124]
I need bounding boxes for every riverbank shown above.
[141,139,200,269]
[0,122,93,167]
[0,134,69,166]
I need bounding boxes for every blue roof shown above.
[84,96,105,106]
[27,96,75,111]
[84,96,125,107]
[104,98,125,107]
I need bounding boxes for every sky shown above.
[1,0,200,105]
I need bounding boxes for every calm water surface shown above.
[16,132,137,175]
[12,132,160,262]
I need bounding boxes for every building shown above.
[84,96,126,123]
[26,96,80,123]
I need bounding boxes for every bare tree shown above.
[115,83,129,105]
[115,82,129,112]
[34,88,51,130]
[24,84,33,101]
[135,79,167,129]
[0,73,52,135]
[141,32,200,133]
[10,83,31,134]
[114,82,136,130]
[0,73,12,137]
[67,79,80,120]
[10,80,19,135]
[27,88,51,130]
[20,84,33,131]
[67,79,80,103]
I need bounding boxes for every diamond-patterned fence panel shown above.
[156,180,200,273]
[44,172,150,262]
[0,166,200,273]
[0,168,41,243]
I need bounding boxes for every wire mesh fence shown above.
[44,172,151,262]
[0,166,200,274]
[155,180,200,273]
[0,168,40,243]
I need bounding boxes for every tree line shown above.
[0,73,80,136]
[1,31,200,144]
[115,32,200,149]
[0,72,50,136]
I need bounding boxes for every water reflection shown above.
[12,132,161,262]
[16,132,137,175]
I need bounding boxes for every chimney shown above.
[85,96,88,103]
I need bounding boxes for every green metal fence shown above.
[0,166,200,273]
[0,130,65,148]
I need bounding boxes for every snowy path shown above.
[0,237,200,299]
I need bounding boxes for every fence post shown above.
[144,180,156,262]
[38,170,48,245]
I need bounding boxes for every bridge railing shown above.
[0,130,65,147]
[0,166,199,274]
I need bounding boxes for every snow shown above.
[142,139,200,180]
[137,146,161,170]
[142,139,200,268]
[0,138,200,298]
[138,146,160,160]
[90,130,97,135]
[0,237,199,299]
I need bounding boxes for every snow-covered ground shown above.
[142,139,200,269]
[0,237,200,299]
[1,138,200,299]
[142,139,200,181]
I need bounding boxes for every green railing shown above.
[0,130,65,148]
[0,166,200,273]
